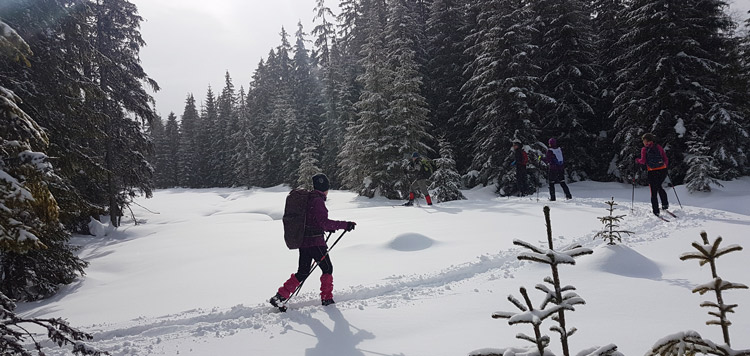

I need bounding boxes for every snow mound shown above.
[587,244,662,279]
[387,233,435,251]
[88,217,113,237]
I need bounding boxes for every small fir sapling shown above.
[594,198,633,245]
[647,231,750,356]
[476,207,618,356]
[492,287,558,355]
[515,206,593,356]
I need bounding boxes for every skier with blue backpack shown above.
[542,138,572,201]
[635,133,669,217]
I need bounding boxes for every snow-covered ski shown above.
[663,210,677,218]
[655,214,670,222]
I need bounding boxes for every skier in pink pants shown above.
[270,174,356,307]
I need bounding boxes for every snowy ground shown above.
[17,179,750,355]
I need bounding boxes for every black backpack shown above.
[646,145,665,169]
[282,189,310,249]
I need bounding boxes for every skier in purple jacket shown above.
[542,138,572,201]
[270,173,356,307]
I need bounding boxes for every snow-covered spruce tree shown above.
[0,0,110,232]
[277,87,303,187]
[312,0,346,188]
[382,0,434,199]
[215,72,238,187]
[198,86,219,187]
[530,0,600,182]
[297,144,322,190]
[292,22,325,141]
[610,0,748,184]
[647,231,750,355]
[89,0,158,227]
[245,59,275,187]
[429,138,465,203]
[148,114,167,188]
[593,197,633,245]
[462,0,543,192]
[0,24,101,355]
[684,131,723,193]
[289,23,326,187]
[161,112,181,188]
[177,94,201,188]
[425,0,472,173]
[340,0,391,197]
[591,0,627,180]
[231,87,259,188]
[1,18,87,302]
[1,75,50,255]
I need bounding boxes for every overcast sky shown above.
[131,0,750,121]
[130,0,335,118]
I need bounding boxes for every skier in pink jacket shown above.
[270,174,356,307]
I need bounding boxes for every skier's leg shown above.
[275,274,301,300]
[517,167,527,196]
[647,171,660,215]
[312,247,334,304]
[405,180,418,205]
[418,180,432,205]
[320,274,334,305]
[561,182,572,199]
[548,182,556,201]
[656,170,669,209]
[294,248,315,284]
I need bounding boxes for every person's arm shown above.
[310,198,349,232]
[635,147,647,165]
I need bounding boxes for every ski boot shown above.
[270,293,288,312]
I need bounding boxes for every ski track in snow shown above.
[38,193,741,355]
[53,249,528,354]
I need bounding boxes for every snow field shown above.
[17,179,750,355]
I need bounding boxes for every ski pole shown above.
[535,167,540,202]
[283,230,348,306]
[631,158,636,212]
[666,173,683,209]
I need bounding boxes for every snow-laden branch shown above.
[693,278,749,296]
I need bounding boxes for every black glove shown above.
[345,221,356,232]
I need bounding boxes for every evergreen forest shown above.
[149,0,750,200]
